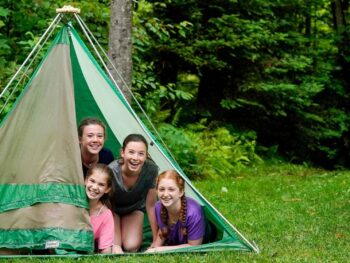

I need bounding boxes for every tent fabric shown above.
[0,29,93,252]
[0,22,257,254]
[0,204,92,251]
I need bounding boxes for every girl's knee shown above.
[122,239,142,252]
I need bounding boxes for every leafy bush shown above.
[158,122,262,179]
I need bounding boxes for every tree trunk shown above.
[108,0,133,102]
[331,0,346,32]
[331,0,350,92]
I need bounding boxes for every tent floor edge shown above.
[0,228,94,253]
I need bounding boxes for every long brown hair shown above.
[86,164,115,210]
[156,170,187,240]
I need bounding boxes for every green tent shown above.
[0,8,258,256]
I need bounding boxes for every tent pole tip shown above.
[56,5,80,14]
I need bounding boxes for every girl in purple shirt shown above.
[146,170,205,252]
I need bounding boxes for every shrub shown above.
[158,122,262,179]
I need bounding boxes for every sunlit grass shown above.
[194,163,350,262]
[3,163,349,262]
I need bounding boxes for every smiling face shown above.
[85,170,111,201]
[121,141,147,175]
[79,124,105,156]
[157,177,184,209]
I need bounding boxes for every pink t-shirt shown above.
[90,208,114,251]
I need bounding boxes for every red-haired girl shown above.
[146,170,205,252]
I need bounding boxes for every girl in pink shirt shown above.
[85,164,115,253]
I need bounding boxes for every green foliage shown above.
[158,122,261,179]
[157,123,198,173]
[132,5,195,125]
[132,64,194,125]
[0,0,110,123]
[131,0,350,169]
[2,0,350,170]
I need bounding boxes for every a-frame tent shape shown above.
[0,9,259,256]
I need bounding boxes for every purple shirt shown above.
[155,197,205,245]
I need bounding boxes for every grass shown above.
[194,163,349,262]
[3,163,349,262]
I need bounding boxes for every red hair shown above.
[156,170,187,240]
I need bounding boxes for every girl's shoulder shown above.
[186,197,200,205]
[90,207,113,225]
[142,159,159,178]
[155,200,162,209]
[108,160,122,178]
[109,159,121,168]
[99,207,113,219]
[144,159,159,170]
[186,197,203,215]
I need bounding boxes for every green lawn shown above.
[194,164,349,262]
[3,164,349,262]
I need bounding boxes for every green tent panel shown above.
[0,22,258,255]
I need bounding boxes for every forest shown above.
[1,0,350,178]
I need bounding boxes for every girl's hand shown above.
[112,244,124,254]
[145,247,157,253]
